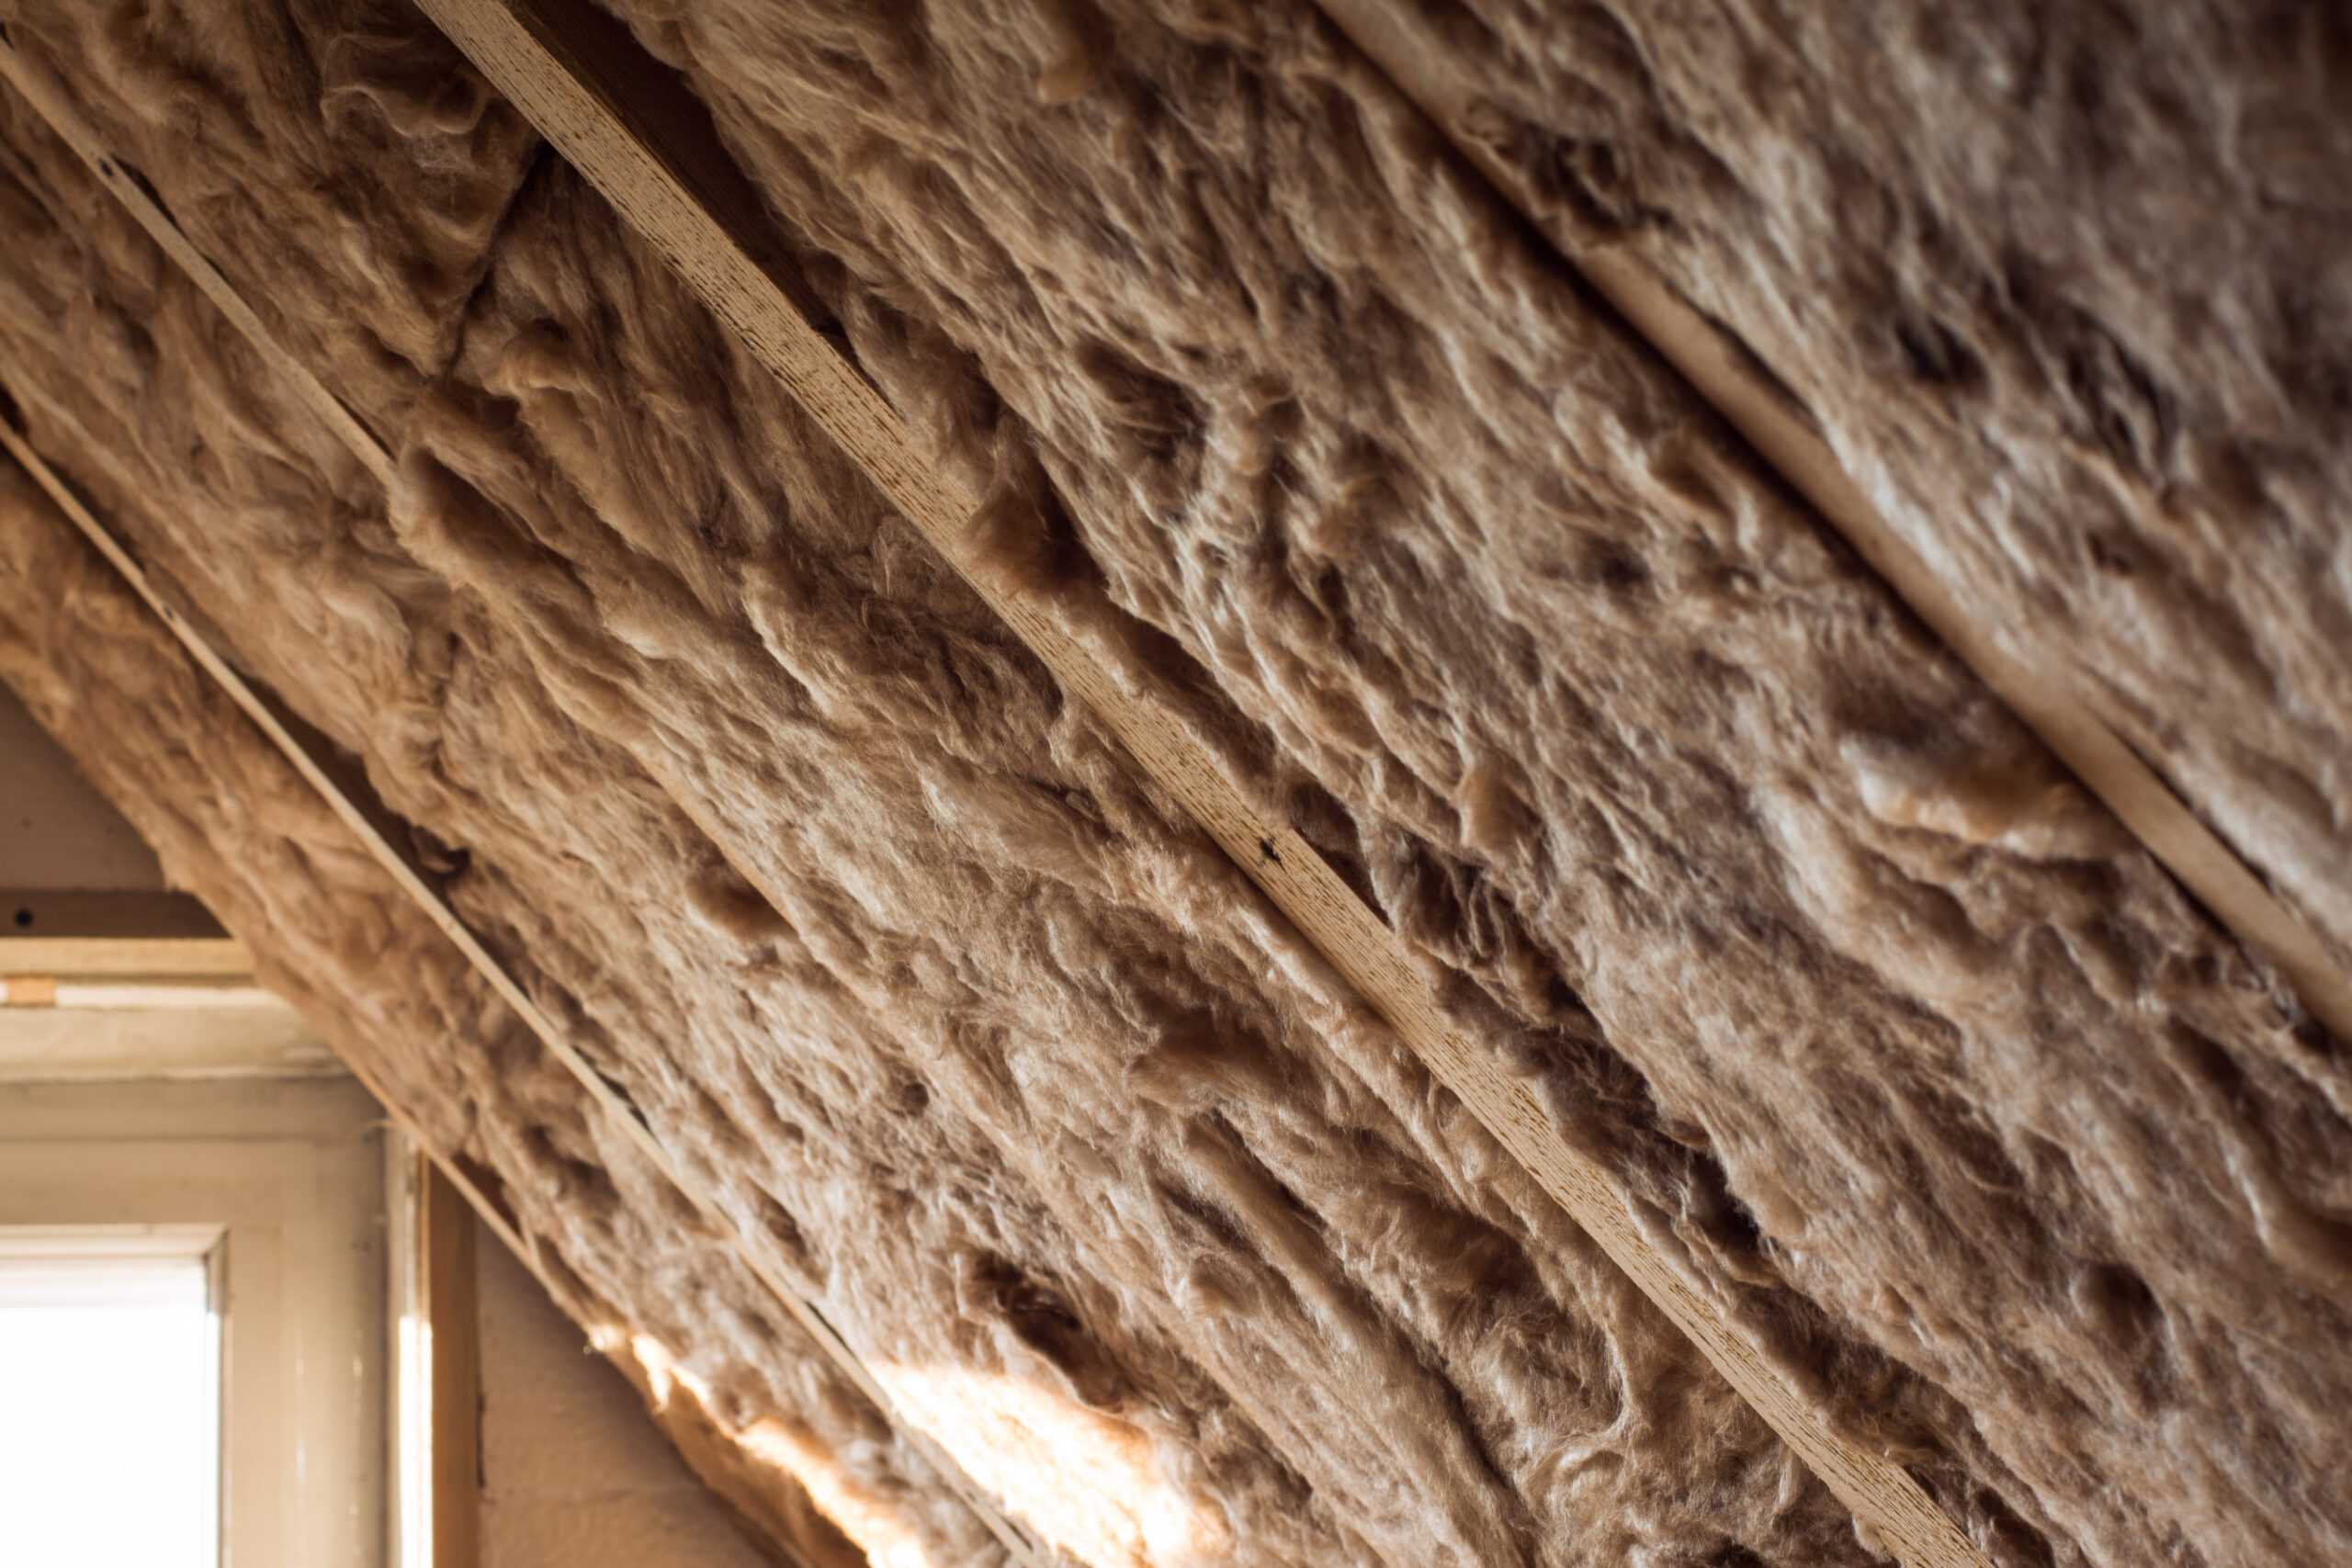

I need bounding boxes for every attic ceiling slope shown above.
[0,2,2345,1567]
[407,6,1984,1562]
[556,0,2352,1563]
[0,29,1868,1568]
[1298,0,2352,1046]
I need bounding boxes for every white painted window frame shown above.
[0,1077,387,1568]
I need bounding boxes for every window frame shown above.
[0,1076,386,1568]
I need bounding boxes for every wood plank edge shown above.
[0,936,254,976]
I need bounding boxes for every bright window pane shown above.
[0,1240,220,1568]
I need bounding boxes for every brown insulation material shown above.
[577,4,2352,1565]
[1331,0,2352,975]
[0,460,972,1568]
[0,45,1873,1568]
[0,0,541,435]
[403,164,1839,1566]
[4,2,2347,1566]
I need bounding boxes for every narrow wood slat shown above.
[424,1159,483,1568]
[1306,0,2352,1049]
[0,936,253,976]
[408,3,1996,1563]
[0,40,396,487]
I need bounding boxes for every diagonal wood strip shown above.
[1304,0,2352,1050]
[0,39,397,489]
[398,2,1997,1563]
[0,406,1046,1568]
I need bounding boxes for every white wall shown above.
[476,1227,776,1568]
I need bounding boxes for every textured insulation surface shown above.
[1350,0,2352,975]
[0,4,2346,1568]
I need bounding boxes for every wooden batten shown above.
[424,1158,483,1568]
[0,938,253,977]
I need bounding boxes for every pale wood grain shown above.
[0,936,253,976]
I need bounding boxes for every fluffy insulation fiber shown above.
[1327,0,2352,975]
[0,18,1864,1568]
[0,3,2346,1568]
[589,3,2350,1564]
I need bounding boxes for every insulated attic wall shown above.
[573,4,2352,1565]
[0,3,2346,1568]
[0,22,1873,1568]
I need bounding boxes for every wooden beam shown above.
[399,4,1994,1563]
[21,979,278,1009]
[423,1157,482,1568]
[0,937,251,976]
[1306,0,2352,1050]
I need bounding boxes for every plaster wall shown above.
[478,1224,776,1568]
[0,681,164,890]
